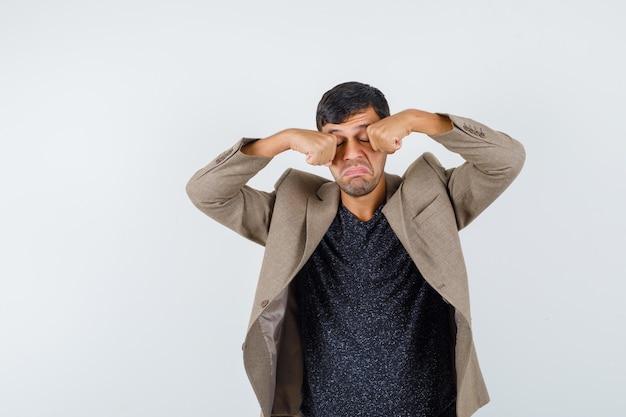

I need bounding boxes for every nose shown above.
[342,138,366,160]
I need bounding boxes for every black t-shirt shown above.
[295,204,456,417]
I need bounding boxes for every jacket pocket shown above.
[411,194,444,227]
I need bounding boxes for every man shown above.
[186,82,525,417]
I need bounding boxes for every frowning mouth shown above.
[343,165,372,177]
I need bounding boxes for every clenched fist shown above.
[367,110,453,153]
[242,128,337,166]
[286,129,337,166]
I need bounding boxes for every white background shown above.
[1,0,624,416]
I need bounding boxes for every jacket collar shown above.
[298,181,340,270]
[298,172,403,272]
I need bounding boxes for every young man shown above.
[186,82,525,417]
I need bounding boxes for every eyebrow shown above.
[327,123,370,135]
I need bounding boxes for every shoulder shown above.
[403,152,448,184]
[275,168,332,195]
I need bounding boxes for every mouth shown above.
[343,165,372,177]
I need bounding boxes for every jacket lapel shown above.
[297,181,340,272]
[381,173,412,251]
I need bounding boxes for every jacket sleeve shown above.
[185,138,280,246]
[428,114,526,229]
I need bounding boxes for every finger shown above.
[305,156,324,166]
[394,137,403,150]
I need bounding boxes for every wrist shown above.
[424,113,453,136]
[406,110,452,136]
[242,130,291,157]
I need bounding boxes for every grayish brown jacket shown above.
[186,114,525,417]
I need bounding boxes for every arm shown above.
[367,110,525,228]
[242,128,337,166]
[431,114,525,228]
[186,129,338,244]
[186,139,276,245]
[366,109,453,153]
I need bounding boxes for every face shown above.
[323,107,387,197]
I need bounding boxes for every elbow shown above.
[185,177,202,207]
[494,135,526,177]
[185,175,219,209]
[483,140,526,181]
[509,140,526,177]
[185,174,236,216]
[498,141,526,187]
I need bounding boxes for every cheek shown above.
[329,161,349,182]
[329,152,343,170]
[370,153,387,169]
[333,146,345,160]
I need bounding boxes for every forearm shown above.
[242,128,337,166]
[406,110,453,136]
[432,114,525,176]
[366,109,453,153]
[187,139,270,202]
[241,130,292,158]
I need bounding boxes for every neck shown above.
[340,176,386,222]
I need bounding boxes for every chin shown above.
[340,180,376,197]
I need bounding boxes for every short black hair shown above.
[315,81,390,131]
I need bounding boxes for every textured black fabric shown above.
[295,204,456,417]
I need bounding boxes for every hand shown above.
[366,110,453,153]
[286,128,337,166]
[242,128,337,166]
[366,110,415,154]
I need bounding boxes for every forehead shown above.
[322,107,380,134]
